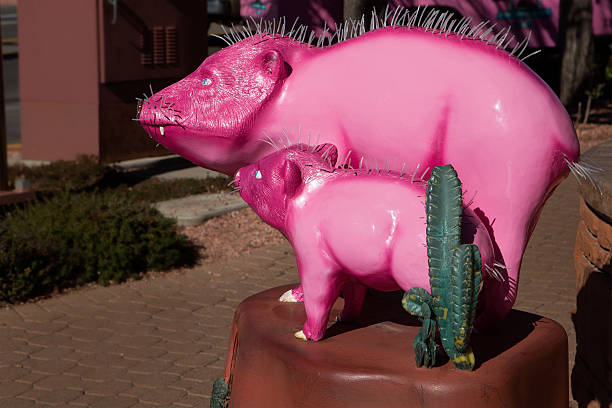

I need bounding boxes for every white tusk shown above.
[160,126,165,136]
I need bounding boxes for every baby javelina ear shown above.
[283,160,302,197]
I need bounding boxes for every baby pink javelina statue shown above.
[234,143,495,342]
[139,7,597,326]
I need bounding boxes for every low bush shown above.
[126,176,232,202]
[8,155,232,202]
[0,190,200,303]
[8,155,115,193]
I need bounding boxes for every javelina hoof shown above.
[294,330,308,341]
[279,289,298,302]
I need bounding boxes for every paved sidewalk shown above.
[0,244,298,407]
[515,176,581,406]
[0,176,582,407]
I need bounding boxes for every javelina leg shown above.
[296,271,344,342]
[338,281,367,322]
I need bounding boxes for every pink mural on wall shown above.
[240,0,612,47]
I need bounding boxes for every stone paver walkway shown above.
[515,176,581,406]
[1,245,298,407]
[0,176,581,407]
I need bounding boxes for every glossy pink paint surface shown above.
[235,145,495,341]
[139,26,579,327]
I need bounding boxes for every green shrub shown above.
[8,155,115,193]
[8,155,232,202]
[0,190,200,303]
[127,176,232,202]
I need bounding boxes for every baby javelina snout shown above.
[235,143,497,342]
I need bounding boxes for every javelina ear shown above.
[260,50,292,79]
[283,160,302,198]
[313,144,338,167]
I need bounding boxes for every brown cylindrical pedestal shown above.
[223,285,568,408]
[573,140,612,407]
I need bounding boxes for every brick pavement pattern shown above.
[0,177,581,407]
[514,177,581,406]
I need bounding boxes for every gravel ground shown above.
[576,122,612,150]
[574,102,612,150]
[179,207,289,264]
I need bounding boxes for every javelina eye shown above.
[202,78,212,86]
[255,170,262,179]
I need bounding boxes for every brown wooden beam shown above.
[0,6,8,191]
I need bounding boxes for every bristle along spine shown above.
[213,6,537,61]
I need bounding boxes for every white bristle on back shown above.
[213,5,536,61]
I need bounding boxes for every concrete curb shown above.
[113,155,227,181]
[154,166,224,180]
[153,193,248,226]
[112,155,181,171]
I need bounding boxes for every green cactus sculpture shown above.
[210,378,230,408]
[402,164,482,371]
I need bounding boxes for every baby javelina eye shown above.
[255,170,262,179]
[202,78,212,86]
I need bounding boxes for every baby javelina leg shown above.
[337,282,368,322]
[294,259,344,341]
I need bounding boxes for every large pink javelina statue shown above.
[139,7,594,327]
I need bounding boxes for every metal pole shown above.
[0,6,8,191]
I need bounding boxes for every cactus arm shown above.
[413,313,437,368]
[443,243,481,370]
[451,244,482,353]
[210,378,230,408]
[402,287,433,315]
[402,288,437,368]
